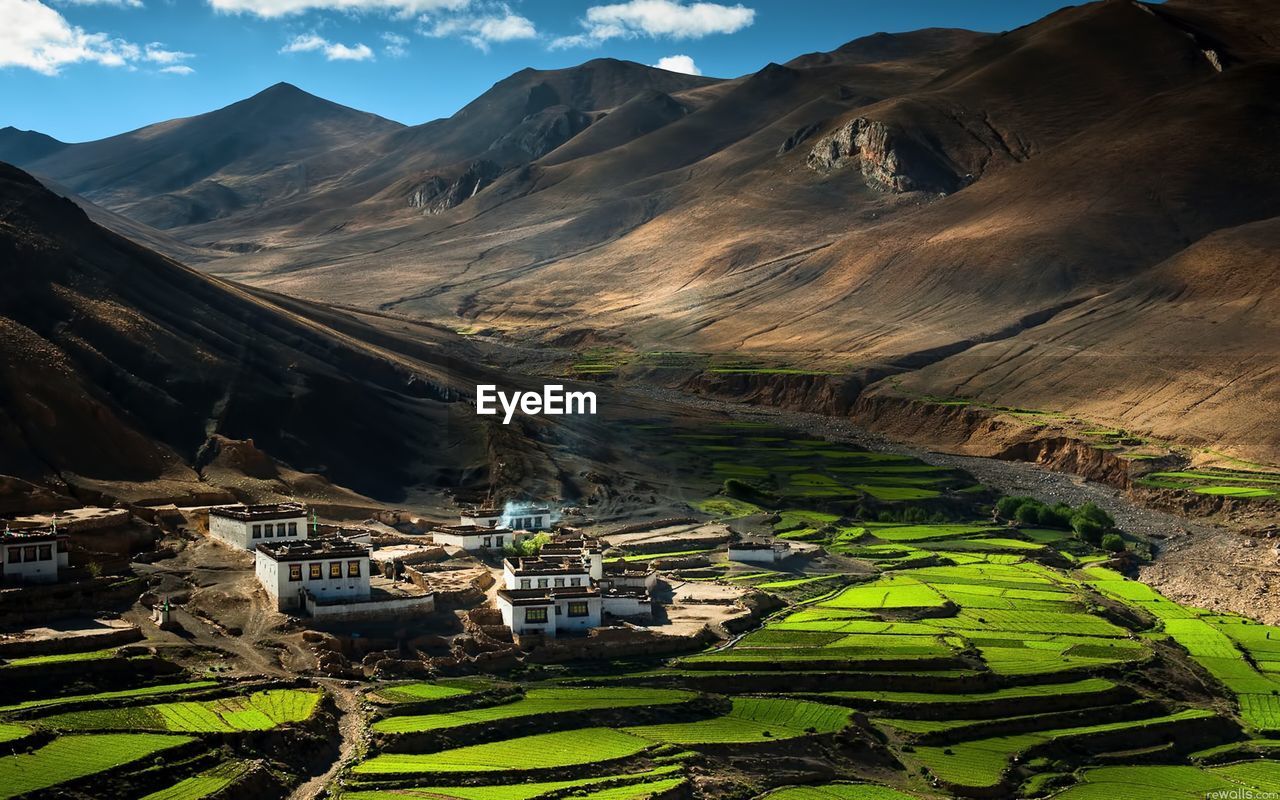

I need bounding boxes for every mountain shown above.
[2,83,404,230]
[0,62,716,236]
[12,0,1280,464]
[0,127,66,164]
[0,161,490,508]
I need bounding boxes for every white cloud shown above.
[0,0,189,74]
[142,42,193,64]
[420,5,535,51]
[552,0,753,48]
[652,53,699,75]
[381,31,408,57]
[55,0,143,6]
[281,32,374,60]
[160,64,194,74]
[208,0,467,19]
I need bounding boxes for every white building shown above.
[497,586,602,636]
[503,556,591,591]
[255,539,371,612]
[460,506,552,531]
[542,537,604,580]
[431,524,515,552]
[495,533,653,636]
[209,503,308,551]
[1,529,70,584]
[728,541,791,564]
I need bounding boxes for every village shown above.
[0,496,808,676]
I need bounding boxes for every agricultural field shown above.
[1135,468,1280,498]
[624,697,851,744]
[39,688,323,733]
[341,765,684,800]
[367,682,476,704]
[372,687,694,734]
[0,733,193,799]
[140,762,252,800]
[352,727,655,774]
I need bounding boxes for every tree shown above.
[1073,518,1105,545]
[996,496,1030,519]
[1101,533,1126,553]
[1015,503,1043,525]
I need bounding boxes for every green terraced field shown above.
[0,724,29,744]
[0,681,219,713]
[1053,762,1280,798]
[340,766,683,799]
[368,682,474,704]
[140,762,251,800]
[0,649,118,668]
[825,677,1116,706]
[912,709,1215,789]
[625,697,850,744]
[372,688,694,734]
[42,688,322,733]
[353,728,653,774]
[0,733,193,799]
[819,576,946,609]
[760,784,922,799]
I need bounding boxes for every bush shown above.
[1101,533,1126,553]
[995,496,1030,519]
[1073,518,1105,545]
[1075,502,1115,529]
[504,533,551,557]
[1015,503,1042,525]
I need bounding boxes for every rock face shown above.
[408,160,505,215]
[807,116,962,194]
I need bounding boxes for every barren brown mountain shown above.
[5,0,1278,465]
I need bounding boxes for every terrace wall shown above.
[303,593,435,621]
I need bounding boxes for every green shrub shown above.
[504,533,551,557]
[1073,518,1105,545]
[1101,534,1126,553]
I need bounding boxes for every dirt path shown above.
[288,680,365,800]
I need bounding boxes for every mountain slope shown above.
[0,161,489,505]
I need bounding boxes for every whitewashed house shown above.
[503,556,591,591]
[431,524,515,551]
[209,503,308,550]
[461,506,552,531]
[255,539,371,612]
[1,529,70,583]
[728,541,791,564]
[495,533,652,636]
[541,536,604,580]
[497,586,602,636]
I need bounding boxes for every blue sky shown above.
[3,0,1080,142]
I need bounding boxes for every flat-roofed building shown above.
[497,586,602,637]
[541,536,604,580]
[461,506,552,532]
[255,539,370,611]
[728,540,791,564]
[430,524,514,551]
[1,529,69,583]
[209,503,308,551]
[503,555,591,591]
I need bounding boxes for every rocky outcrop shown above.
[408,159,504,214]
[807,116,964,194]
